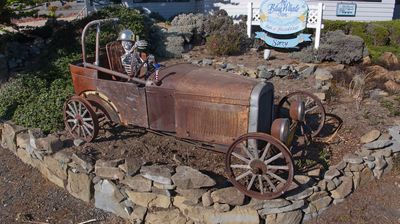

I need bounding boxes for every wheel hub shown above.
[249,159,268,175]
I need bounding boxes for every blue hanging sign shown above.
[259,0,308,35]
[255,32,312,48]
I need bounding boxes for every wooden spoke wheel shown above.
[277,91,326,138]
[64,96,99,142]
[225,133,294,200]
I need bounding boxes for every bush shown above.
[0,6,159,133]
[292,30,365,64]
[322,20,400,60]
[206,29,243,56]
[366,23,390,46]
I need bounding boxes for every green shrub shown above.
[366,23,390,46]
[206,31,242,56]
[0,6,158,133]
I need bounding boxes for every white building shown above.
[120,0,399,21]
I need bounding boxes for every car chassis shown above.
[65,18,326,200]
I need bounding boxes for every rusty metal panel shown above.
[175,96,249,146]
[146,87,176,132]
[69,64,97,95]
[157,63,258,105]
[96,80,148,127]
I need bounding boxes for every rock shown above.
[176,188,206,203]
[317,180,327,191]
[28,128,44,150]
[73,139,85,146]
[251,198,291,210]
[213,203,230,212]
[384,80,400,93]
[349,164,365,172]
[362,56,372,65]
[378,133,392,141]
[324,168,341,180]
[259,200,304,215]
[173,196,259,224]
[372,148,392,158]
[95,166,124,180]
[16,133,30,149]
[125,156,142,176]
[369,89,389,101]
[171,166,216,189]
[389,141,400,153]
[388,126,400,142]
[330,176,353,199]
[125,191,170,208]
[202,191,213,207]
[363,140,393,150]
[226,63,237,71]
[334,161,347,170]
[314,92,326,102]
[140,165,172,185]
[67,170,92,202]
[294,175,313,185]
[39,164,66,188]
[130,206,147,223]
[202,58,213,66]
[16,148,34,166]
[383,157,393,174]
[43,155,68,180]
[285,187,314,200]
[94,180,130,219]
[332,177,342,187]
[299,65,316,77]
[343,153,363,164]
[360,168,374,186]
[276,69,291,77]
[310,196,332,211]
[145,209,187,224]
[308,190,329,201]
[360,130,381,144]
[1,122,27,152]
[258,69,274,79]
[36,135,63,154]
[153,182,175,190]
[265,210,303,224]
[365,160,375,169]
[71,153,94,173]
[375,156,387,170]
[315,68,333,81]
[151,187,171,197]
[353,172,361,190]
[326,180,337,191]
[373,168,384,179]
[379,52,399,68]
[211,187,245,206]
[356,148,372,157]
[95,159,124,168]
[120,175,152,192]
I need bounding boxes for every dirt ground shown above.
[0,147,126,224]
[1,46,400,223]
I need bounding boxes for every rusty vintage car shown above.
[65,18,326,200]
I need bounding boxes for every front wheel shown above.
[64,96,99,142]
[225,133,294,200]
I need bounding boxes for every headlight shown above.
[290,100,305,122]
[271,118,290,143]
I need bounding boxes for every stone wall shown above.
[1,121,399,224]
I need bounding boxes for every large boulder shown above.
[379,52,399,68]
[171,166,216,189]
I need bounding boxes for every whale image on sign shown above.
[259,0,308,35]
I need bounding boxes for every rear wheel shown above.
[64,96,99,142]
[225,133,294,200]
[277,91,326,138]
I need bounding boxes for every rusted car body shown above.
[65,18,326,200]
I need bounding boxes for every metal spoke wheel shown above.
[64,96,99,142]
[225,133,294,200]
[277,91,326,138]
